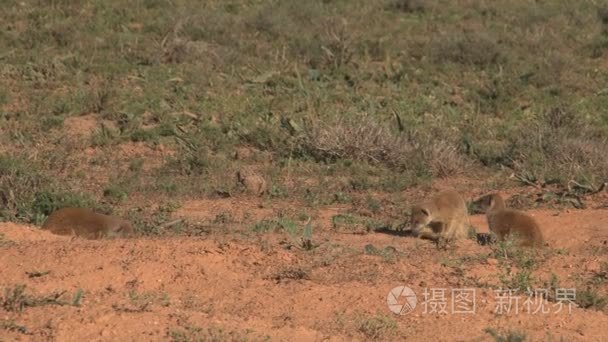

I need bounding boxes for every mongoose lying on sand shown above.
[42,207,134,239]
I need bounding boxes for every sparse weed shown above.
[25,270,50,278]
[484,328,527,342]
[492,236,537,269]
[252,217,316,250]
[251,219,282,233]
[214,211,234,224]
[168,325,269,342]
[1,284,67,312]
[492,236,539,291]
[365,196,382,214]
[592,262,608,284]
[543,273,560,302]
[576,288,608,311]
[72,288,84,307]
[0,319,28,334]
[268,266,310,283]
[0,233,14,247]
[331,214,374,235]
[364,244,398,263]
[114,290,170,312]
[355,313,397,340]
[499,268,533,293]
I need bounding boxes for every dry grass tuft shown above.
[302,115,469,177]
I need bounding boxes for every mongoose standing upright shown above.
[410,190,470,242]
[42,207,134,239]
[474,193,544,247]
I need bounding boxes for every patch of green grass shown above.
[2,0,608,234]
[128,158,145,172]
[30,190,100,225]
[332,192,351,204]
[250,218,284,233]
[365,195,382,214]
[0,154,101,224]
[103,174,141,203]
[499,268,533,293]
[90,124,121,147]
[250,216,316,249]
[41,115,64,130]
[492,236,540,291]
[492,236,538,269]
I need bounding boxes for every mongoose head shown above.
[115,220,135,237]
[410,204,432,234]
[95,219,134,239]
[474,193,506,213]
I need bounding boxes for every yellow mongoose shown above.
[41,207,134,239]
[236,168,267,196]
[474,193,544,247]
[410,190,470,242]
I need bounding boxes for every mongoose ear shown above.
[421,208,430,216]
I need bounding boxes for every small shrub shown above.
[301,115,468,177]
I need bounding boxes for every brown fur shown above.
[474,193,544,247]
[236,168,267,196]
[41,207,134,240]
[410,190,470,242]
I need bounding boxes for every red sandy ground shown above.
[1,189,607,341]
